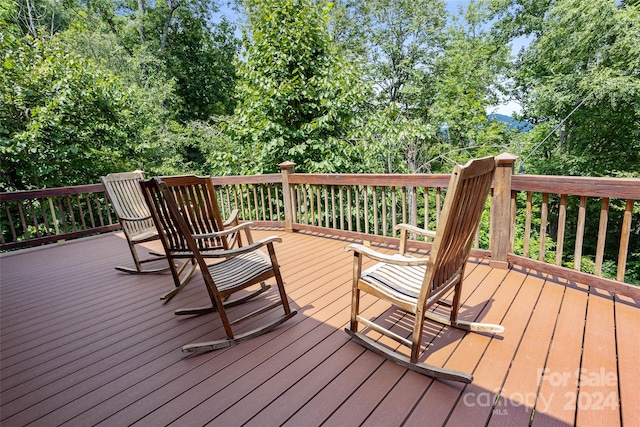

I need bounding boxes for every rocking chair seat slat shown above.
[207,250,272,291]
[361,262,426,300]
[128,228,160,243]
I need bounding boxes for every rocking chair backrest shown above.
[159,175,230,251]
[420,156,496,304]
[101,171,155,236]
[139,177,195,257]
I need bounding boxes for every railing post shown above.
[490,153,518,269]
[279,161,296,233]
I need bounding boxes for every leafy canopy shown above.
[231,0,370,173]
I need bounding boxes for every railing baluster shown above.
[315,184,320,225]
[391,187,397,238]
[411,187,417,226]
[373,186,378,235]
[595,198,609,276]
[245,184,253,221]
[93,194,105,227]
[57,197,68,233]
[253,184,260,221]
[258,185,265,221]
[304,184,310,225]
[76,195,87,230]
[331,185,336,229]
[436,187,441,226]
[38,199,52,235]
[232,185,239,219]
[66,195,77,232]
[267,184,274,221]
[424,187,429,232]
[539,193,549,262]
[86,194,96,229]
[5,203,17,241]
[556,194,567,265]
[617,199,634,281]
[17,201,29,240]
[309,184,314,226]
[402,186,407,225]
[523,191,532,258]
[574,196,587,271]
[338,186,343,230]
[347,186,352,231]
[382,187,387,236]
[355,186,360,233]
[323,185,329,228]
[510,190,517,252]
[225,187,232,219]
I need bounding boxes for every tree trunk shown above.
[160,0,182,51]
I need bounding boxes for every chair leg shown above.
[161,259,197,301]
[266,242,293,315]
[115,241,169,274]
[348,253,363,332]
[344,329,472,383]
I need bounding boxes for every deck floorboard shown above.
[1,229,637,426]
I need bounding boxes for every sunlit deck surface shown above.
[1,228,639,427]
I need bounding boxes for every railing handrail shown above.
[288,173,452,187]
[209,173,281,185]
[0,184,106,202]
[512,175,640,199]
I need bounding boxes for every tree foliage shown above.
[493,0,640,176]
[230,0,370,173]
[0,32,168,190]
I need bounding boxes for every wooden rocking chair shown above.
[156,175,268,303]
[101,171,168,275]
[101,172,209,300]
[140,177,296,352]
[344,156,504,383]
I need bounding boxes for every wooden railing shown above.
[2,155,638,297]
[508,175,639,291]
[0,184,119,250]
[209,174,285,226]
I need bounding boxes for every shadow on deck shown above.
[1,229,638,426]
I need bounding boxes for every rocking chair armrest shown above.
[345,244,429,266]
[119,214,153,222]
[201,236,283,258]
[395,223,436,239]
[192,221,254,240]
[222,209,240,227]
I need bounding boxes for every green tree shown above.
[231,0,370,173]
[163,17,239,122]
[85,0,239,123]
[493,0,640,177]
[331,0,446,111]
[0,33,167,190]
[329,0,514,174]
[428,1,514,163]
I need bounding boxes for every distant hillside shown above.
[488,113,532,132]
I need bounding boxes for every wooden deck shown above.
[1,229,638,426]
